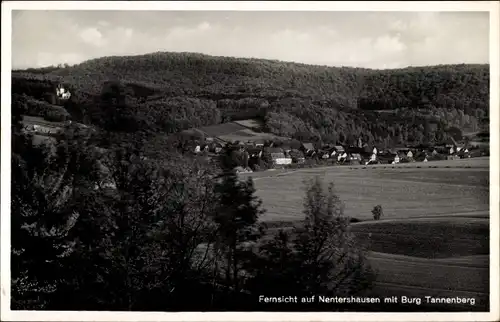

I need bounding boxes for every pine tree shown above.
[213,146,265,294]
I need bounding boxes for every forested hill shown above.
[12,52,490,147]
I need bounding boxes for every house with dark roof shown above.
[327,145,344,158]
[254,139,265,147]
[345,146,364,154]
[386,148,397,155]
[263,147,292,167]
[300,142,315,153]
[247,147,263,159]
[349,153,362,165]
[333,145,345,153]
[208,141,224,154]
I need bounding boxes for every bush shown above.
[372,205,383,220]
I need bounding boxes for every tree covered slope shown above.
[12,52,490,147]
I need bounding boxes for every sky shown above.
[11,10,490,70]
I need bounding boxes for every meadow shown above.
[244,157,489,222]
[195,120,288,144]
[242,157,490,311]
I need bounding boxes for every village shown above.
[20,112,488,176]
[182,124,487,173]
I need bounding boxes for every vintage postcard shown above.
[1,1,499,321]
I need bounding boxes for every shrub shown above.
[372,205,383,220]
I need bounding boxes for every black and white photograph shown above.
[1,1,499,321]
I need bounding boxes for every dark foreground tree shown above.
[11,125,224,310]
[11,128,102,309]
[247,177,374,309]
[55,147,222,311]
[212,146,266,297]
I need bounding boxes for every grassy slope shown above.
[244,158,490,311]
[352,217,488,258]
[355,216,489,311]
[364,252,489,311]
[194,120,288,143]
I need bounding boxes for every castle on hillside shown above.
[56,84,71,100]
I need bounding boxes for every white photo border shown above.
[2,1,499,321]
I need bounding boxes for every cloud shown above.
[79,27,107,47]
[197,22,211,31]
[11,11,490,69]
[373,35,406,56]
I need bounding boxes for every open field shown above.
[242,157,489,222]
[352,217,489,258]
[242,157,490,311]
[233,119,264,130]
[196,120,288,143]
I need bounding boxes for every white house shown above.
[275,157,292,165]
[337,152,348,162]
[365,153,377,165]
[56,85,71,100]
[271,152,292,165]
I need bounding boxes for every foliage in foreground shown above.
[11,126,373,310]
